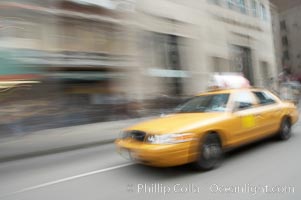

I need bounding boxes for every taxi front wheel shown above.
[193,133,223,171]
[278,118,292,140]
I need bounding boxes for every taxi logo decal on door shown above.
[242,115,256,128]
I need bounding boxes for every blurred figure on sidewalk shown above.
[278,66,293,84]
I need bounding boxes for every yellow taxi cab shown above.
[115,77,299,170]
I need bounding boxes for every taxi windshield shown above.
[175,93,230,113]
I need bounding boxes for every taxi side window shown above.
[253,91,276,105]
[232,91,255,110]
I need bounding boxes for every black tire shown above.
[278,118,292,140]
[193,133,223,171]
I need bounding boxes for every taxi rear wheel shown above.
[278,118,292,140]
[193,133,223,171]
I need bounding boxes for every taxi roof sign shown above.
[208,73,250,90]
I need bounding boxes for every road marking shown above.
[1,163,134,198]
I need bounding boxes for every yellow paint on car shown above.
[115,88,299,167]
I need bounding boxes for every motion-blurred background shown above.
[0,0,300,136]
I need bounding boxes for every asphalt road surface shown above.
[0,123,301,200]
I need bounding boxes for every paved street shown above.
[0,121,300,200]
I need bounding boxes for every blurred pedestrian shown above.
[278,67,292,84]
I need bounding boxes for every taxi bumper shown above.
[115,139,198,167]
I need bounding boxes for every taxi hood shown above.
[126,112,228,134]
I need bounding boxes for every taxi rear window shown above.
[253,91,276,105]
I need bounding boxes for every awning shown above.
[0,51,42,77]
[69,0,116,9]
[48,72,124,80]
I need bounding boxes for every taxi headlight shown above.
[146,133,195,144]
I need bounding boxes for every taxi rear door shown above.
[227,90,265,146]
[252,90,282,135]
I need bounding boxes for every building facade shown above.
[0,0,278,100]
[271,0,301,80]
[124,0,278,100]
[0,0,136,129]
[0,0,281,131]
[0,0,133,102]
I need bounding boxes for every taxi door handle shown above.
[255,114,263,118]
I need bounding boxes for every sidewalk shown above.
[0,116,154,162]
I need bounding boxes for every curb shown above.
[0,138,116,163]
